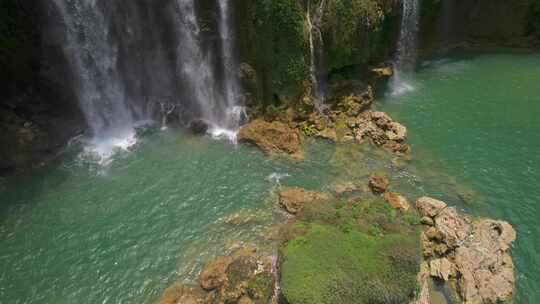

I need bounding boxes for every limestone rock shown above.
[434,207,472,248]
[278,187,332,214]
[410,261,431,304]
[238,119,304,160]
[369,172,390,194]
[420,216,434,226]
[200,256,234,290]
[454,219,516,304]
[383,192,410,211]
[429,258,453,281]
[331,181,358,196]
[416,197,447,218]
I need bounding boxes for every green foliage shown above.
[322,0,393,71]
[301,124,317,136]
[281,223,420,304]
[251,0,308,103]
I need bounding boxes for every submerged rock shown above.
[156,283,208,304]
[369,172,390,194]
[417,196,517,304]
[384,192,410,211]
[278,187,332,214]
[238,119,304,160]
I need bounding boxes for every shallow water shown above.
[378,49,540,303]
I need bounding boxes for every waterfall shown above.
[175,0,244,141]
[217,0,245,135]
[53,0,137,139]
[390,0,420,96]
[307,0,327,110]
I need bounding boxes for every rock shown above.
[410,261,431,304]
[429,258,453,281]
[368,172,390,194]
[383,192,410,211]
[157,283,208,304]
[434,207,472,248]
[238,119,304,160]
[316,128,338,142]
[425,227,444,241]
[371,66,393,78]
[199,256,234,290]
[188,119,209,135]
[416,197,447,218]
[278,187,332,214]
[420,216,434,226]
[337,94,372,117]
[454,219,516,304]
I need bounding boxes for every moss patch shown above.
[281,198,421,304]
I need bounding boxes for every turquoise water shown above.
[0,130,339,303]
[378,50,540,303]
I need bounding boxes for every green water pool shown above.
[378,49,540,304]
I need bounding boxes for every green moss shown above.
[281,223,420,304]
[247,272,274,303]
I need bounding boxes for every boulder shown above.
[238,119,304,160]
[383,192,410,211]
[368,172,390,194]
[454,220,516,304]
[429,258,454,281]
[416,197,447,218]
[278,187,332,214]
[188,119,210,135]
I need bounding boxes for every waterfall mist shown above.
[307,0,328,110]
[390,0,420,96]
[51,0,245,163]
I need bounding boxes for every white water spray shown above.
[390,0,420,96]
[307,0,327,109]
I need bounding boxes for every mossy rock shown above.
[280,197,421,304]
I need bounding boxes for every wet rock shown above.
[238,119,304,160]
[157,283,208,304]
[316,128,338,142]
[383,192,410,211]
[189,119,210,135]
[416,197,447,218]
[200,256,234,290]
[429,258,454,281]
[278,187,332,214]
[368,172,390,194]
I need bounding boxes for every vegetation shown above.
[280,198,421,304]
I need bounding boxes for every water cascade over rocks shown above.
[390,0,420,96]
[52,0,244,163]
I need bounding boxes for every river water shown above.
[1,50,538,303]
[379,49,540,303]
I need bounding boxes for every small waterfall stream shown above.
[307,0,327,110]
[390,0,420,96]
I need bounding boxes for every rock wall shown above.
[420,0,540,50]
[0,1,83,175]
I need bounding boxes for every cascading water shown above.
[216,0,246,139]
[390,0,420,96]
[53,0,140,163]
[307,0,328,110]
[175,0,244,141]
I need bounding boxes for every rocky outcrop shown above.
[238,119,304,160]
[159,249,276,304]
[278,187,332,214]
[417,197,516,304]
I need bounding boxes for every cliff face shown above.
[420,0,540,49]
[0,1,83,175]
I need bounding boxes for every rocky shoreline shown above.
[158,83,517,304]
